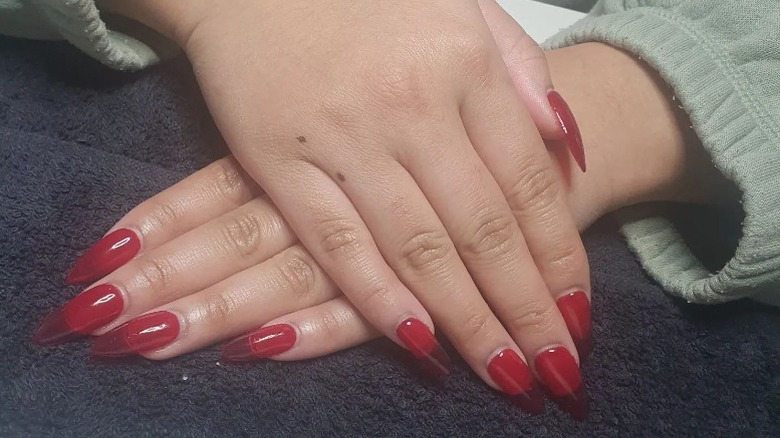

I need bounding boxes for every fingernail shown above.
[34,284,124,346]
[221,324,297,361]
[66,228,141,285]
[535,346,588,420]
[548,90,586,172]
[488,349,545,414]
[395,318,451,377]
[91,311,179,357]
[556,291,593,362]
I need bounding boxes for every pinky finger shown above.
[221,297,379,362]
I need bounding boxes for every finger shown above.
[463,67,593,361]
[478,0,558,139]
[65,156,259,285]
[222,296,380,362]
[254,160,447,372]
[34,196,296,344]
[89,244,340,359]
[328,143,542,403]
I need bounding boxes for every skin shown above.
[92,0,598,390]
[72,42,734,393]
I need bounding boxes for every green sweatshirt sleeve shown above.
[0,0,160,70]
[543,0,780,305]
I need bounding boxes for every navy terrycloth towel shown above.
[1,37,779,437]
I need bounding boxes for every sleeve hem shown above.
[32,0,160,71]
[544,9,780,303]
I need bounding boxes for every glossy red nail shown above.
[489,349,546,414]
[535,346,588,420]
[396,318,451,377]
[66,228,140,285]
[548,90,586,172]
[34,284,123,346]
[488,349,533,395]
[556,291,593,362]
[91,311,179,357]
[221,324,297,361]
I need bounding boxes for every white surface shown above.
[496,0,585,43]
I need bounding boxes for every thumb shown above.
[478,0,560,140]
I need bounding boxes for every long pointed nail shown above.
[66,228,141,285]
[548,90,586,172]
[34,284,124,346]
[221,324,297,361]
[535,346,588,420]
[91,311,179,357]
[488,349,545,414]
[556,291,593,362]
[395,318,452,377]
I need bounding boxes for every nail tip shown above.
[33,310,81,346]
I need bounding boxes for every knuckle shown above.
[136,257,177,298]
[398,230,454,275]
[316,308,348,340]
[366,60,432,118]
[200,290,241,323]
[211,158,246,203]
[460,309,496,347]
[446,29,495,85]
[219,211,265,258]
[276,248,319,302]
[316,218,362,259]
[546,242,585,275]
[461,211,518,260]
[144,199,181,231]
[358,281,395,309]
[506,301,556,334]
[506,162,561,217]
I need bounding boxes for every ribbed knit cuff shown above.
[32,0,160,71]
[544,8,780,303]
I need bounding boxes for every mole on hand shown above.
[296,136,307,144]
[336,172,346,182]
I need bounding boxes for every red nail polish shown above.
[221,324,297,361]
[535,346,588,420]
[556,291,593,362]
[34,284,123,346]
[66,228,141,285]
[488,349,546,415]
[91,311,179,357]
[487,349,533,395]
[395,318,451,377]
[548,90,586,172]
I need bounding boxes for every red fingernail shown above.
[66,228,141,285]
[556,291,593,362]
[221,324,297,361]
[395,318,451,377]
[535,346,588,420]
[34,284,124,346]
[91,311,179,357]
[548,90,586,172]
[488,349,545,414]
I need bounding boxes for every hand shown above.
[92,0,592,401]
[36,43,732,419]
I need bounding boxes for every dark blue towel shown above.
[1,37,778,437]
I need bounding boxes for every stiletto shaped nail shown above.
[556,291,593,362]
[34,284,124,346]
[91,311,179,357]
[222,324,297,361]
[548,90,586,172]
[535,346,588,420]
[395,318,451,377]
[488,349,545,414]
[66,228,141,285]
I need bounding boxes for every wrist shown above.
[544,43,736,230]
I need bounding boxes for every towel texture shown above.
[1,37,778,437]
